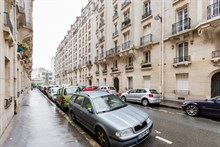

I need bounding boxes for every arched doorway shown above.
[114,77,119,92]
[211,72,220,97]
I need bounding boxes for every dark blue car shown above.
[182,96,220,118]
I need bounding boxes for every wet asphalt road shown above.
[1,90,220,147]
[0,90,94,147]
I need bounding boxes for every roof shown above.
[79,91,110,99]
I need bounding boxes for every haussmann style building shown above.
[0,0,33,136]
[54,0,220,102]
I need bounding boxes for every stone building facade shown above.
[0,0,33,136]
[55,0,220,101]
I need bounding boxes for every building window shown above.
[127,77,133,89]
[176,73,188,91]
[114,60,118,68]
[177,42,188,62]
[104,78,107,86]
[128,56,133,66]
[176,7,188,32]
[143,1,151,15]
[144,51,151,63]
[143,76,151,89]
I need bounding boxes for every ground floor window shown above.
[127,77,133,89]
[143,76,151,89]
[176,73,188,93]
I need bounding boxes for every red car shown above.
[83,86,98,91]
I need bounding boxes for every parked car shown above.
[83,86,98,91]
[120,88,161,106]
[48,87,60,101]
[56,86,81,110]
[182,96,220,118]
[98,86,117,95]
[69,91,153,147]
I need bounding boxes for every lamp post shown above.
[154,0,164,100]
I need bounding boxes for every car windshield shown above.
[51,87,59,93]
[149,89,159,94]
[210,96,220,101]
[109,87,116,90]
[93,94,127,113]
[64,87,78,95]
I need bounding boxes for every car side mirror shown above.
[87,108,93,113]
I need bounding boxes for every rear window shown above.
[149,89,159,94]
[109,87,116,90]
[64,87,78,95]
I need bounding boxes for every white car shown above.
[98,86,117,95]
[48,87,59,101]
[120,88,161,106]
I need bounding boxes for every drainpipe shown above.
[161,0,165,100]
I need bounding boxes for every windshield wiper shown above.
[111,104,127,111]
[97,110,110,114]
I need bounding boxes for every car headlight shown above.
[147,118,152,124]
[115,128,134,137]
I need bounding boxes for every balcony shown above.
[207,2,220,19]
[211,50,220,63]
[3,12,15,47]
[99,21,105,28]
[100,52,105,59]
[112,30,119,37]
[96,71,100,76]
[86,60,92,67]
[141,61,152,69]
[173,56,191,67]
[172,18,191,35]
[102,69,107,75]
[106,46,120,57]
[125,65,134,72]
[113,11,119,20]
[111,67,119,72]
[122,41,130,50]
[140,34,152,46]
[95,56,99,62]
[121,18,131,30]
[99,4,105,12]
[121,0,131,10]
[142,10,152,20]
[99,36,105,43]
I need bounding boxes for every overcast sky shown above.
[33,0,88,70]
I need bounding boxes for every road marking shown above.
[158,109,168,113]
[155,130,161,134]
[155,136,173,144]
[176,112,184,115]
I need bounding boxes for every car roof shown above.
[79,91,110,98]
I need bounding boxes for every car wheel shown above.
[70,110,76,122]
[142,99,149,106]
[61,103,65,111]
[96,127,109,147]
[185,105,200,117]
[121,96,126,102]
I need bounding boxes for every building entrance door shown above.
[211,72,220,97]
[114,77,119,92]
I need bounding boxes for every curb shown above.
[160,104,182,110]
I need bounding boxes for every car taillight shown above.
[149,94,153,97]
[106,90,110,93]
[62,96,65,102]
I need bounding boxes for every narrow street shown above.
[1,90,220,147]
[0,90,96,147]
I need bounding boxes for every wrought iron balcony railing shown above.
[173,56,191,63]
[106,46,120,56]
[172,18,191,35]
[4,12,13,35]
[140,34,152,45]
[212,50,220,58]
[121,18,131,28]
[122,41,130,50]
[112,30,119,37]
[207,1,220,19]
[121,0,131,10]
[142,10,152,19]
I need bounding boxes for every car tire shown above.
[96,127,110,147]
[70,110,77,122]
[61,103,65,111]
[185,105,200,117]
[142,99,149,106]
[121,96,126,102]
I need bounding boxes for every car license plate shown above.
[138,130,149,140]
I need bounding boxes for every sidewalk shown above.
[0,90,98,147]
[160,99,183,109]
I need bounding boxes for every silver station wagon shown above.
[69,91,153,147]
[121,88,161,106]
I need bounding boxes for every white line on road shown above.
[155,130,161,134]
[176,112,184,115]
[158,109,168,113]
[156,136,173,144]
